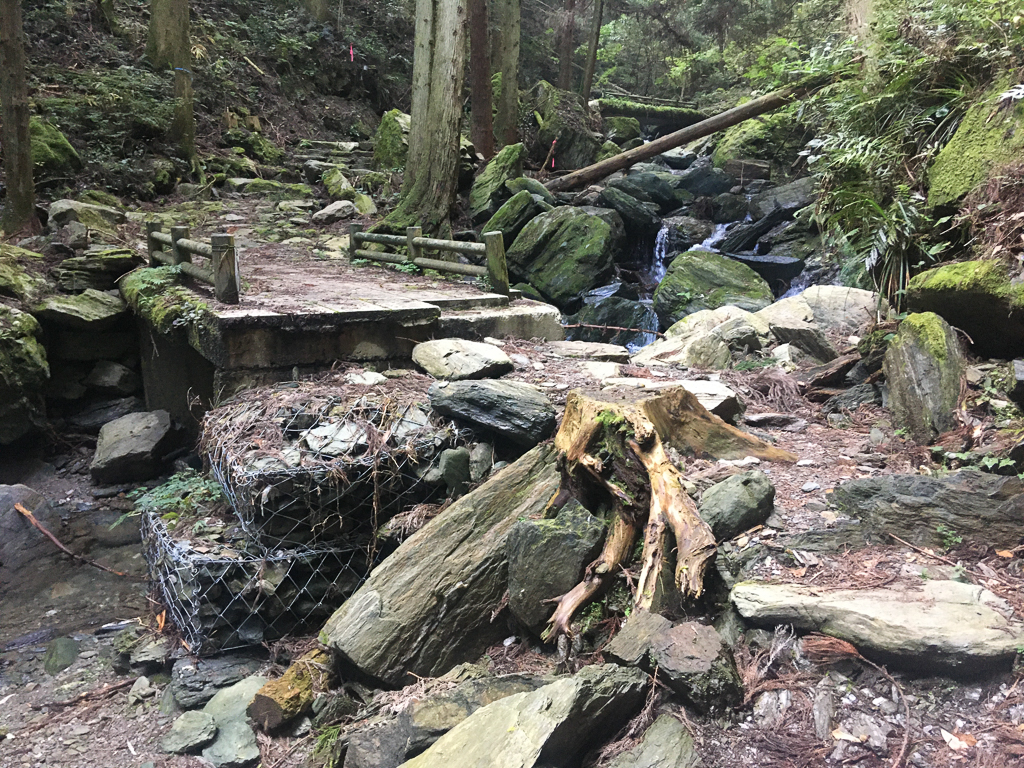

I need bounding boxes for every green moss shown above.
[711,111,797,169]
[653,250,773,327]
[78,189,121,208]
[322,167,356,200]
[29,117,82,174]
[119,265,213,337]
[596,140,621,162]
[373,109,410,170]
[469,143,525,222]
[603,116,641,145]
[358,171,392,195]
[0,245,50,305]
[222,128,285,165]
[897,312,951,363]
[908,259,1024,309]
[243,179,315,199]
[596,98,702,121]
[928,77,1024,207]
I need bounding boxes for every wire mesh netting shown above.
[142,373,466,654]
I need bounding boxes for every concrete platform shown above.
[123,248,563,427]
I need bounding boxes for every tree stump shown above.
[247,648,334,731]
[542,387,795,641]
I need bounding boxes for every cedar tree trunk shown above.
[468,0,494,158]
[0,0,36,235]
[490,0,520,148]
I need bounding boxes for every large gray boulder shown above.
[412,339,514,381]
[507,500,605,633]
[607,714,704,768]
[55,248,138,291]
[48,199,126,231]
[506,206,619,312]
[428,380,556,448]
[596,187,661,237]
[566,296,658,349]
[652,251,773,329]
[731,580,1024,674]
[90,410,173,483]
[883,312,964,443]
[470,143,525,223]
[799,285,879,334]
[397,664,648,768]
[0,485,63,579]
[829,470,1024,549]
[750,176,816,219]
[323,444,561,686]
[483,190,552,250]
[605,610,741,714]
[699,470,775,541]
[0,305,49,444]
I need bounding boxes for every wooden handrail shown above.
[145,222,240,304]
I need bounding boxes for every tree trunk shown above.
[468,0,494,159]
[382,0,467,235]
[0,0,36,235]
[580,0,602,101]
[247,648,334,731]
[490,0,520,148]
[540,387,794,641]
[556,0,576,91]
[545,85,807,192]
[146,0,189,69]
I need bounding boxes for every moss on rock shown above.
[0,245,50,306]
[322,167,356,201]
[711,110,800,169]
[0,305,49,444]
[243,180,315,199]
[603,116,641,145]
[653,251,773,328]
[596,140,621,162]
[373,109,411,170]
[470,142,525,223]
[533,81,602,170]
[119,265,213,340]
[30,117,82,174]
[222,128,285,165]
[928,77,1024,208]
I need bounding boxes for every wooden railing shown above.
[146,223,241,304]
[349,225,510,296]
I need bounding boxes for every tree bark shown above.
[580,0,602,102]
[556,0,576,91]
[490,0,520,148]
[382,0,467,235]
[468,0,494,159]
[247,648,334,731]
[146,0,189,69]
[545,85,807,192]
[0,0,37,235]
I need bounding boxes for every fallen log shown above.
[247,648,334,731]
[541,387,794,641]
[547,84,813,193]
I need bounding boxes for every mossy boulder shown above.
[322,167,356,201]
[34,289,127,331]
[470,143,525,223]
[150,157,179,195]
[711,109,804,172]
[483,190,550,249]
[533,81,602,170]
[906,259,1024,358]
[506,206,618,312]
[928,77,1024,208]
[30,118,82,175]
[55,248,139,292]
[373,109,411,170]
[595,187,661,237]
[48,199,125,233]
[883,312,964,444]
[504,176,556,205]
[603,116,641,145]
[79,190,121,208]
[0,305,49,444]
[242,180,315,199]
[0,245,50,306]
[653,251,773,328]
[596,140,621,162]
[120,265,213,344]
[221,128,284,165]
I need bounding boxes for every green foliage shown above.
[935,523,963,551]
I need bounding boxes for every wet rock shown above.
[663,215,714,252]
[428,380,556,448]
[732,580,1024,674]
[566,296,658,349]
[0,305,48,444]
[660,147,697,170]
[483,190,551,250]
[0,485,64,576]
[311,200,356,224]
[33,289,127,331]
[884,312,964,443]
[322,445,560,686]
[439,447,472,497]
[718,207,792,254]
[699,470,775,541]
[604,611,741,713]
[673,160,735,196]
[412,339,514,381]
[398,664,647,768]
[83,361,139,396]
[470,143,525,223]
[162,710,218,754]
[506,206,618,312]
[712,193,748,224]
[829,470,1024,548]
[170,653,266,709]
[44,636,81,675]
[615,172,682,213]
[597,187,661,237]
[90,410,173,483]
[606,713,704,768]
[653,250,773,328]
[750,177,816,219]
[507,500,605,633]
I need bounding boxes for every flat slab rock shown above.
[412,339,514,380]
[731,580,1024,674]
[428,379,556,447]
[546,340,631,363]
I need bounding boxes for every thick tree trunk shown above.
[468,0,494,159]
[383,0,467,235]
[541,388,794,641]
[146,0,189,69]
[490,0,520,148]
[247,648,334,731]
[0,0,37,235]
[580,0,602,101]
[545,85,807,192]
[556,0,576,91]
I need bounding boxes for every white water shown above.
[650,225,671,283]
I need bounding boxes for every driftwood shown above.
[541,387,795,641]
[248,648,333,731]
[547,84,812,193]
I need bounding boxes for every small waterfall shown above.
[651,225,670,284]
[693,222,730,253]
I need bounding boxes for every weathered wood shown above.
[170,225,191,265]
[547,86,808,193]
[247,648,333,731]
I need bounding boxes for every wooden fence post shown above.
[211,233,240,304]
[170,225,191,265]
[483,230,509,296]
[146,221,163,267]
[407,226,422,263]
[349,223,363,259]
